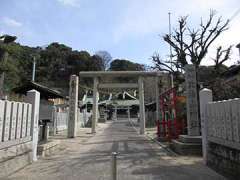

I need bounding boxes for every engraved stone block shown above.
[10,102,18,140]
[3,101,11,141]
[224,100,233,141]
[185,65,199,136]
[21,103,28,137]
[0,100,5,141]
[26,104,32,136]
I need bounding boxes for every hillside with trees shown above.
[0,42,144,96]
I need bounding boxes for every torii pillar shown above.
[92,77,99,133]
[79,71,160,135]
[138,76,145,134]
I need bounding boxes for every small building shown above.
[12,81,68,140]
[13,81,67,105]
[13,81,67,121]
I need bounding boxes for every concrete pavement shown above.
[4,119,225,180]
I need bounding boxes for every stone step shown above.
[170,139,202,156]
[179,135,202,144]
[37,140,60,157]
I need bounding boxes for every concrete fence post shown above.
[199,88,212,165]
[25,90,40,162]
[3,101,11,142]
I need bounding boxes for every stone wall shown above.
[206,99,240,178]
[0,140,32,177]
[200,90,240,179]
[0,99,33,178]
[0,90,40,178]
[207,142,240,179]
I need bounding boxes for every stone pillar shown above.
[155,76,160,122]
[92,77,99,133]
[68,75,79,138]
[138,76,145,134]
[199,88,212,164]
[25,90,40,162]
[185,65,200,136]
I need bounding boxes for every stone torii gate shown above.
[68,71,161,137]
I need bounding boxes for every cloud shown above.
[112,0,236,43]
[112,1,165,43]
[2,17,22,27]
[57,0,80,7]
[111,0,239,66]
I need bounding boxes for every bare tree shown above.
[212,45,232,75]
[163,16,188,69]
[152,11,229,127]
[151,53,174,73]
[151,53,185,84]
[163,10,229,69]
[95,51,112,70]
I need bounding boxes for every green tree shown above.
[0,42,35,93]
[109,59,145,83]
[0,40,145,97]
[109,59,145,71]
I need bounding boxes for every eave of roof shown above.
[13,81,66,99]
[221,65,240,78]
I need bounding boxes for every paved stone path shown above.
[5,119,225,180]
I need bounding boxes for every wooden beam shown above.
[98,83,138,89]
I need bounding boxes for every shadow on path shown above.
[6,120,225,180]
